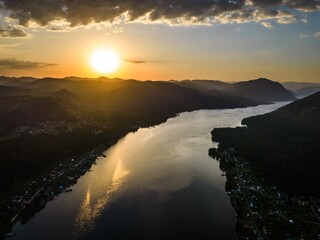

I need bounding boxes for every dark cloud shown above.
[1,0,246,26]
[284,0,320,11]
[1,0,319,27]
[123,59,146,64]
[250,0,320,11]
[0,58,58,69]
[250,0,283,7]
[0,26,28,38]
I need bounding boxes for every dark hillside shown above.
[212,92,320,196]
[100,81,248,113]
[0,85,31,96]
[0,96,77,135]
[225,78,297,103]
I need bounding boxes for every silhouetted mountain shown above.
[281,82,320,92]
[0,85,31,96]
[1,77,297,105]
[224,78,297,103]
[15,77,256,111]
[177,80,231,91]
[212,92,320,196]
[99,81,250,113]
[22,78,75,89]
[281,82,320,98]
[4,79,28,87]
[295,87,320,97]
[206,88,258,106]
[0,76,12,85]
[175,78,296,103]
[51,89,78,100]
[33,84,62,93]
[0,76,37,87]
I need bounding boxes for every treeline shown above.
[211,92,320,197]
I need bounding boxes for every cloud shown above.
[123,59,146,64]
[284,0,320,12]
[1,0,319,29]
[0,58,58,69]
[0,26,28,38]
[299,33,309,38]
[249,0,283,7]
[261,22,273,28]
[298,32,320,38]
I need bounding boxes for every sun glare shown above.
[90,48,120,74]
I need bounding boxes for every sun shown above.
[90,48,121,74]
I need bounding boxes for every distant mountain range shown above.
[0,76,300,131]
[282,82,320,97]
[212,91,320,196]
[0,76,300,132]
[1,76,297,102]
[173,78,297,103]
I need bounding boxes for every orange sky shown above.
[1,1,320,82]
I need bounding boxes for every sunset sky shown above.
[0,0,319,82]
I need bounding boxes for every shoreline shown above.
[209,147,320,239]
[1,143,113,239]
[0,112,177,239]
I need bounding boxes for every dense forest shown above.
[212,92,320,196]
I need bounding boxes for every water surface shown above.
[10,102,288,240]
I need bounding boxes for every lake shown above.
[9,102,288,240]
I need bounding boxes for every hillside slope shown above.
[0,96,77,135]
[99,81,251,112]
[224,78,297,103]
[212,92,320,196]
[0,85,31,96]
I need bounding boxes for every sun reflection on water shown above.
[72,158,129,239]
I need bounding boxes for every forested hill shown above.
[242,91,320,133]
[224,78,297,103]
[212,92,320,196]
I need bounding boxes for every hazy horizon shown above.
[1,75,320,84]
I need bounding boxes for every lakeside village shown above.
[0,145,107,238]
[209,148,320,240]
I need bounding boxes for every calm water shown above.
[10,102,288,240]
